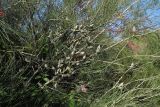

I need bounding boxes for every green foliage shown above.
[0,0,160,107]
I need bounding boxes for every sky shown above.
[100,0,160,41]
[28,0,160,41]
[12,0,160,30]
[2,0,160,37]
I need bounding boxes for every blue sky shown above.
[32,0,160,26]
[105,0,160,40]
[4,0,159,35]
[30,0,160,41]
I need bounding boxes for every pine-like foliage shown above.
[0,0,160,107]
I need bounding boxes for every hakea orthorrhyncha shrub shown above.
[32,24,100,92]
[127,36,147,54]
[0,8,5,17]
[127,40,140,54]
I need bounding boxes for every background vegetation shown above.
[0,0,160,107]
